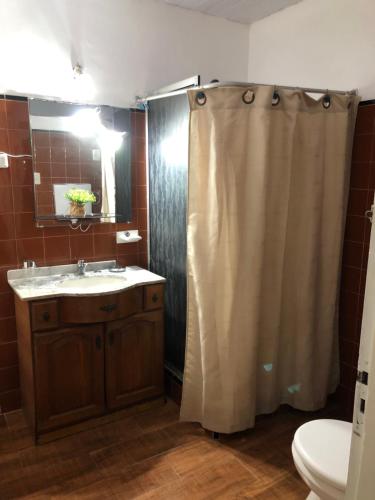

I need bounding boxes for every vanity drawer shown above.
[31,300,59,331]
[144,284,164,311]
[60,287,143,324]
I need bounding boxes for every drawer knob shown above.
[152,294,159,303]
[100,304,117,313]
[42,312,50,321]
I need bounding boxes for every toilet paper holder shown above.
[116,230,142,244]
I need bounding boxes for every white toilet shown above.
[292,419,352,500]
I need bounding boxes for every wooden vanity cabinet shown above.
[15,283,165,443]
[34,325,105,432]
[106,310,164,409]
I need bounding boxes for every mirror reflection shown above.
[29,99,132,223]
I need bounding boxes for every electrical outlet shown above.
[0,153,9,168]
[34,172,41,185]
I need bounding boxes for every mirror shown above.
[29,99,132,224]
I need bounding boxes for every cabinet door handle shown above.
[100,304,117,313]
[42,311,50,321]
[109,332,114,346]
[152,293,159,303]
[96,336,102,350]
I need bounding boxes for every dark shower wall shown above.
[339,102,375,420]
[148,94,189,375]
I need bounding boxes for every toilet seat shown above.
[292,419,352,500]
[292,441,345,500]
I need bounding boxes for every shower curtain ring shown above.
[242,89,255,104]
[323,94,331,109]
[272,91,280,106]
[195,92,207,106]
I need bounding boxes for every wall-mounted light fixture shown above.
[72,63,84,78]
[69,107,101,138]
[71,63,95,100]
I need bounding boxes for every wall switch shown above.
[34,172,41,185]
[0,153,9,168]
[92,149,101,161]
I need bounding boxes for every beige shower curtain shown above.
[180,85,359,433]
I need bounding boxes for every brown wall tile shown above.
[12,185,34,213]
[0,241,18,266]
[0,267,13,293]
[44,236,70,263]
[70,234,94,260]
[0,293,15,319]
[138,208,148,230]
[136,185,147,209]
[0,133,9,154]
[0,100,7,129]
[0,366,19,392]
[0,341,18,368]
[10,158,33,186]
[16,238,45,264]
[0,186,13,213]
[14,213,42,239]
[339,103,375,420]
[93,233,117,258]
[352,133,374,163]
[0,318,17,343]
[0,389,21,413]
[0,214,16,240]
[33,130,50,148]
[5,100,29,130]
[0,163,11,186]
[8,129,31,155]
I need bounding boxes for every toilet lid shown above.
[293,419,352,491]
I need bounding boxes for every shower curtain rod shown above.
[138,81,358,103]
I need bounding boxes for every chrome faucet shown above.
[77,259,87,276]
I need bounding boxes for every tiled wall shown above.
[1,97,372,417]
[338,103,375,420]
[0,98,147,413]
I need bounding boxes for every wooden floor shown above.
[0,399,338,499]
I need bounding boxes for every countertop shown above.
[7,261,166,301]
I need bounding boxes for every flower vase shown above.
[69,202,86,217]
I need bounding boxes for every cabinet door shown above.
[106,311,164,410]
[34,325,105,432]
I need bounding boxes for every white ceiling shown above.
[163,0,303,25]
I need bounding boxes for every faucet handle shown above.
[77,259,87,274]
[23,260,36,269]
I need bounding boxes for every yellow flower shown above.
[65,188,96,205]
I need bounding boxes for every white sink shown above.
[59,275,126,290]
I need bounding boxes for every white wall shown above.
[0,0,249,107]
[248,0,375,100]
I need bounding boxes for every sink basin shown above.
[59,276,126,291]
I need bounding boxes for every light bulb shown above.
[97,128,125,152]
[70,108,101,138]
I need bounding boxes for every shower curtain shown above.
[180,85,359,433]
